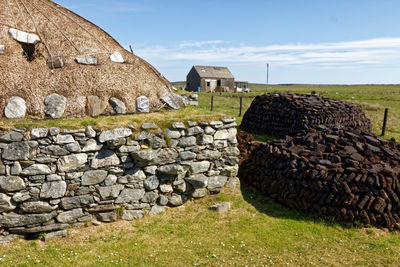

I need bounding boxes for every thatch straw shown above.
[0,0,172,118]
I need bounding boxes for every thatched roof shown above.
[194,66,234,79]
[0,0,172,117]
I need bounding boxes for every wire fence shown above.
[209,94,256,117]
[208,94,390,137]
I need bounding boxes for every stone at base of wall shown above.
[0,118,239,242]
[225,177,241,189]
[210,202,231,213]
[0,234,24,244]
[43,230,68,242]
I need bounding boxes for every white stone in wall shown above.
[0,45,4,54]
[4,96,26,119]
[136,96,149,113]
[110,51,124,63]
[8,28,40,44]
[44,94,67,119]
[161,96,180,110]
[75,55,97,65]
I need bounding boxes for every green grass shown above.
[0,107,226,131]
[1,187,399,266]
[189,83,400,141]
[1,84,400,266]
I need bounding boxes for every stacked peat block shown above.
[237,131,260,165]
[241,93,371,136]
[239,126,400,228]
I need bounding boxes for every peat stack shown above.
[237,131,260,165]
[241,93,371,136]
[239,126,400,228]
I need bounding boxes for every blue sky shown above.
[56,0,400,84]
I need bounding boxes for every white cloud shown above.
[134,37,400,67]
[178,40,226,48]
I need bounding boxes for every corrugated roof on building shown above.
[194,65,234,79]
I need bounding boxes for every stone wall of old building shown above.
[0,118,239,242]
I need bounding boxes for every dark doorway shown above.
[21,43,35,61]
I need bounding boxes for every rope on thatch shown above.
[19,0,52,58]
[41,0,169,89]
[0,51,115,58]
[5,0,17,28]
[38,0,170,89]
[0,0,173,118]
[27,0,81,54]
[12,0,29,28]
[37,0,111,54]
[0,22,18,31]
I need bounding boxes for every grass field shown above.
[0,108,225,131]
[1,187,400,267]
[1,84,400,266]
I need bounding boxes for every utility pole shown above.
[265,63,269,94]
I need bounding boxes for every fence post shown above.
[211,96,214,111]
[239,97,243,117]
[381,108,389,136]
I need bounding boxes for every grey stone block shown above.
[57,153,88,172]
[60,195,94,210]
[136,96,150,113]
[20,201,53,213]
[0,193,16,212]
[115,188,145,204]
[81,170,108,186]
[210,202,231,213]
[75,55,97,65]
[40,181,67,199]
[0,131,24,142]
[4,96,26,119]
[57,208,84,223]
[91,149,120,169]
[46,57,64,69]
[44,94,67,118]
[109,97,126,114]
[43,230,68,241]
[161,96,180,110]
[2,142,33,161]
[98,128,132,143]
[0,176,26,192]
[122,210,144,221]
[30,128,49,139]
[0,211,57,227]
[96,211,117,222]
[149,205,166,215]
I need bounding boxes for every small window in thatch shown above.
[21,43,35,61]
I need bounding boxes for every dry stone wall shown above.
[0,118,239,241]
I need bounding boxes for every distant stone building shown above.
[186,65,234,92]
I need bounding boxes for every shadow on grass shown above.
[239,179,360,229]
[240,182,314,222]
